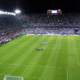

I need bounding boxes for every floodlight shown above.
[15,9,21,14]
[0,10,16,16]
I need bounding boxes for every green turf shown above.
[0,35,80,80]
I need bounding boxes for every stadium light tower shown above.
[15,9,21,14]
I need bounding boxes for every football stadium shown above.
[0,0,80,80]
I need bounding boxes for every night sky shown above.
[0,0,80,13]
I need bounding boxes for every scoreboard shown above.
[47,9,62,16]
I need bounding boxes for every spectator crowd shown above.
[0,13,80,45]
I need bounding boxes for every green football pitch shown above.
[0,35,80,80]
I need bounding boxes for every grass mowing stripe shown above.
[0,37,35,75]
[12,35,47,65]
[38,36,62,80]
[0,36,35,62]
[3,35,42,64]
[0,35,28,50]
[53,36,68,80]
[67,36,80,80]
[0,36,42,76]
[5,36,47,76]
[0,36,31,59]
[0,35,80,80]
[52,36,67,80]
[11,36,49,78]
[23,36,57,80]
[75,36,80,64]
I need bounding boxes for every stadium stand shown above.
[21,13,80,35]
[0,15,23,45]
[0,13,80,44]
